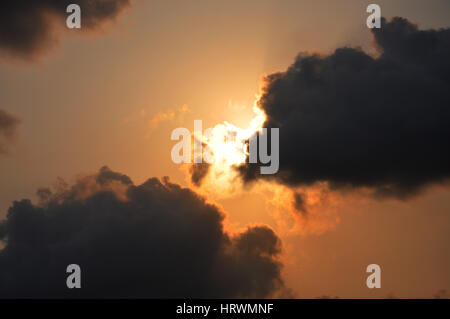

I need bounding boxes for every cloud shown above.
[0,0,130,60]
[0,109,20,155]
[149,104,190,132]
[189,163,211,187]
[0,167,284,298]
[240,17,450,199]
[293,192,307,215]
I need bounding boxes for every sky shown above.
[0,0,449,298]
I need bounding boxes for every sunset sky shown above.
[0,0,449,298]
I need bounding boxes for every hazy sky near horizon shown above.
[0,0,449,298]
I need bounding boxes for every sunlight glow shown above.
[195,98,266,196]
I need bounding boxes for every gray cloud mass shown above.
[0,166,284,298]
[239,17,450,199]
[0,0,131,59]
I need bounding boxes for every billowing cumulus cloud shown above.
[0,0,130,59]
[0,166,284,298]
[240,17,450,199]
[0,109,20,155]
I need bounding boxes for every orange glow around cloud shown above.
[190,97,266,198]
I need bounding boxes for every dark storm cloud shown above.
[0,109,20,154]
[240,17,450,199]
[189,163,211,187]
[0,167,284,298]
[0,0,130,59]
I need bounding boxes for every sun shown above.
[194,99,266,196]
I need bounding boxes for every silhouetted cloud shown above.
[189,163,211,187]
[0,0,130,59]
[0,109,20,154]
[0,167,284,298]
[240,17,450,199]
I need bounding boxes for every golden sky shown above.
[0,0,449,298]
